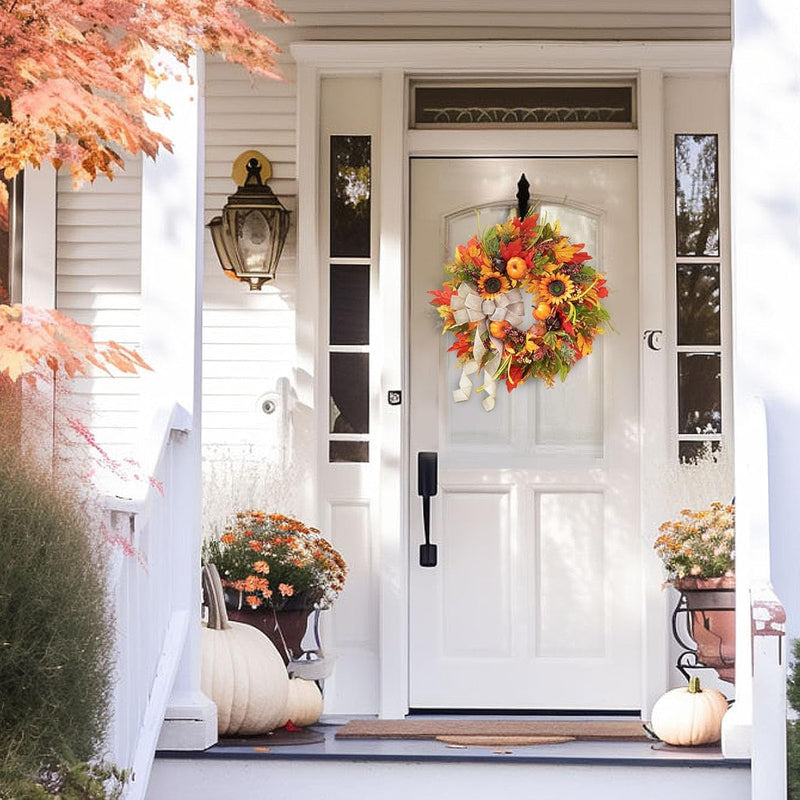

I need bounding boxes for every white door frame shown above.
[292,40,732,719]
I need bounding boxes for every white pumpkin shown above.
[201,564,289,736]
[650,676,729,746]
[279,677,324,728]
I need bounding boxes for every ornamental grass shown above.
[0,408,119,798]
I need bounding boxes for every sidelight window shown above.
[328,135,372,463]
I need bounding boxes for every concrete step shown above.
[148,723,751,800]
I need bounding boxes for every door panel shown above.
[409,157,640,710]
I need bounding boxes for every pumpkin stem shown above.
[688,676,702,694]
[203,563,231,631]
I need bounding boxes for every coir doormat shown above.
[334,719,649,743]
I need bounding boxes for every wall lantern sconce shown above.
[207,150,291,291]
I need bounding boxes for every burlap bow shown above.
[448,282,525,411]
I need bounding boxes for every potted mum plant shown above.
[654,501,735,682]
[203,510,347,666]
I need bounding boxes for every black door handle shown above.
[418,451,438,567]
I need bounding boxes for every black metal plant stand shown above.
[671,585,736,682]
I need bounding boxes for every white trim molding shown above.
[21,163,57,307]
[291,40,731,74]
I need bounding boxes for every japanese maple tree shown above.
[0,303,150,384]
[0,0,290,225]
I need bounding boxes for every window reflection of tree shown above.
[330,136,371,258]
[677,264,720,346]
[0,179,9,303]
[329,353,369,434]
[678,353,721,435]
[676,135,719,257]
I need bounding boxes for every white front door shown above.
[408,157,641,711]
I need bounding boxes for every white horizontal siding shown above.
[276,0,730,40]
[56,158,142,469]
[201,37,299,501]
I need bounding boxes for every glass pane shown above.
[330,352,369,434]
[678,353,721,434]
[677,263,720,346]
[675,134,720,257]
[414,85,633,127]
[330,265,370,345]
[0,177,9,303]
[329,441,369,463]
[534,203,602,453]
[0,170,20,304]
[679,440,721,464]
[535,345,603,452]
[330,135,371,258]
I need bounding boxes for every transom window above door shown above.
[411,82,635,128]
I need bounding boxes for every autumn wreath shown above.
[429,211,610,411]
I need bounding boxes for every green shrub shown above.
[0,761,128,800]
[788,640,800,799]
[0,448,114,788]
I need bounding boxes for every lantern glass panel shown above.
[237,209,273,273]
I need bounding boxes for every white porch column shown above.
[139,51,216,750]
[20,164,57,307]
[724,0,797,790]
[20,164,58,464]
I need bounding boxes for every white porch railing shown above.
[722,395,788,798]
[105,403,194,799]
[750,580,787,799]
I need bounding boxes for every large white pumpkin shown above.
[650,676,729,746]
[279,678,324,728]
[201,564,289,736]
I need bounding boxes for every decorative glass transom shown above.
[412,84,634,128]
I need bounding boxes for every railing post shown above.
[751,583,787,799]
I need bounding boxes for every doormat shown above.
[436,735,576,747]
[334,719,648,743]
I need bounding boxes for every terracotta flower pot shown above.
[222,589,312,665]
[674,575,735,683]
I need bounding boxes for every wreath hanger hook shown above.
[516,173,530,219]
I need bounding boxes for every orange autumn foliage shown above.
[0,303,150,384]
[0,0,291,226]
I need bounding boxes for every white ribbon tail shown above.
[453,359,480,402]
[478,355,501,412]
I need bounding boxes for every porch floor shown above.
[156,716,751,768]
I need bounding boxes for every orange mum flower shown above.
[278,583,294,597]
[220,533,235,545]
[245,595,262,608]
[253,560,270,574]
